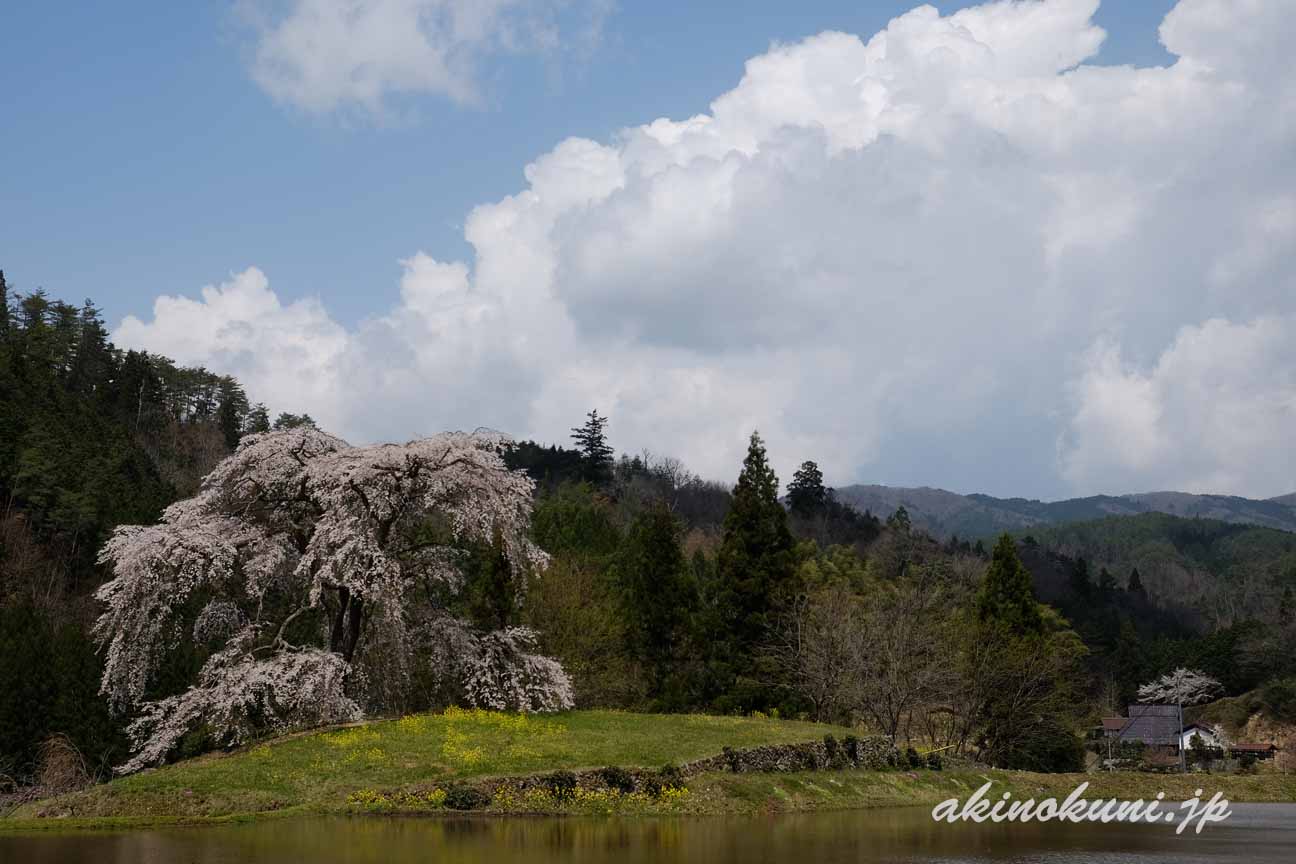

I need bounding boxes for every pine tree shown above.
[713,431,798,709]
[273,411,316,430]
[1128,568,1147,601]
[886,505,911,532]
[242,403,270,435]
[1280,586,1294,627]
[977,534,1043,635]
[1098,566,1117,597]
[570,409,614,486]
[786,460,827,516]
[216,378,249,449]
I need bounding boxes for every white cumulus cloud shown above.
[121,0,1296,498]
[238,0,606,115]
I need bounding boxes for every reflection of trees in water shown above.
[6,808,1296,862]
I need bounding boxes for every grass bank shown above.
[4,709,1295,831]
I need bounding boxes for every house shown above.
[1179,723,1223,751]
[1101,704,1181,748]
[1229,743,1279,761]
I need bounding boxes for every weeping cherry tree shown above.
[95,427,573,772]
[1138,667,1222,772]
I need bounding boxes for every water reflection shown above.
[4,804,1295,863]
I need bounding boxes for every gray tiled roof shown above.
[1117,704,1180,746]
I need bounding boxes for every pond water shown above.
[4,804,1295,863]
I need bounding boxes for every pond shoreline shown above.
[5,766,1295,834]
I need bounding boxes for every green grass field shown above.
[6,709,851,823]
[5,708,1295,831]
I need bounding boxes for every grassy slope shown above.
[5,710,850,824]
[5,709,1295,831]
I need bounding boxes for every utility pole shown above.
[1179,700,1186,773]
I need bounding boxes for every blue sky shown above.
[5,0,1292,500]
[3,1,1173,328]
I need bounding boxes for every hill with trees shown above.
[834,484,1296,540]
[0,270,313,779]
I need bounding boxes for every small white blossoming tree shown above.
[95,427,573,772]
[1138,667,1221,772]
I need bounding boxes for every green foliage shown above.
[0,604,126,779]
[712,432,799,712]
[529,483,621,558]
[988,715,1086,773]
[977,535,1043,635]
[1258,677,1296,723]
[0,277,273,777]
[597,765,635,793]
[786,461,826,516]
[444,783,491,810]
[570,409,614,486]
[614,501,700,707]
[541,769,577,800]
[271,412,316,430]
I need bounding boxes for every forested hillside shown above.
[0,270,294,778]
[1027,515,1296,630]
[835,485,1296,539]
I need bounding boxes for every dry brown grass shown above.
[34,736,91,793]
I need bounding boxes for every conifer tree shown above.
[977,534,1043,635]
[616,501,696,700]
[570,409,614,486]
[1098,566,1117,597]
[0,270,9,339]
[786,460,826,516]
[1128,568,1147,601]
[244,403,271,435]
[713,431,797,709]
[886,505,912,532]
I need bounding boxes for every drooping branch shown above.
[94,427,570,772]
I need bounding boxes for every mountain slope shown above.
[1025,513,1296,629]
[834,485,1296,539]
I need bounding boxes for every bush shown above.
[1259,678,1296,724]
[925,751,943,771]
[642,764,685,798]
[842,734,859,765]
[542,769,577,800]
[905,747,923,769]
[444,784,490,810]
[597,765,635,794]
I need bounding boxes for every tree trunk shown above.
[330,588,350,655]
[343,596,364,662]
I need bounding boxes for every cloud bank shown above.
[238,0,606,115]
[120,0,1296,498]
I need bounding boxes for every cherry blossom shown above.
[95,427,570,771]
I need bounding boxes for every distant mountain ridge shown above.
[834,484,1296,539]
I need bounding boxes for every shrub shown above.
[444,784,490,810]
[542,769,577,800]
[842,735,860,766]
[925,751,943,771]
[643,764,685,798]
[597,766,635,794]
[905,747,923,769]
